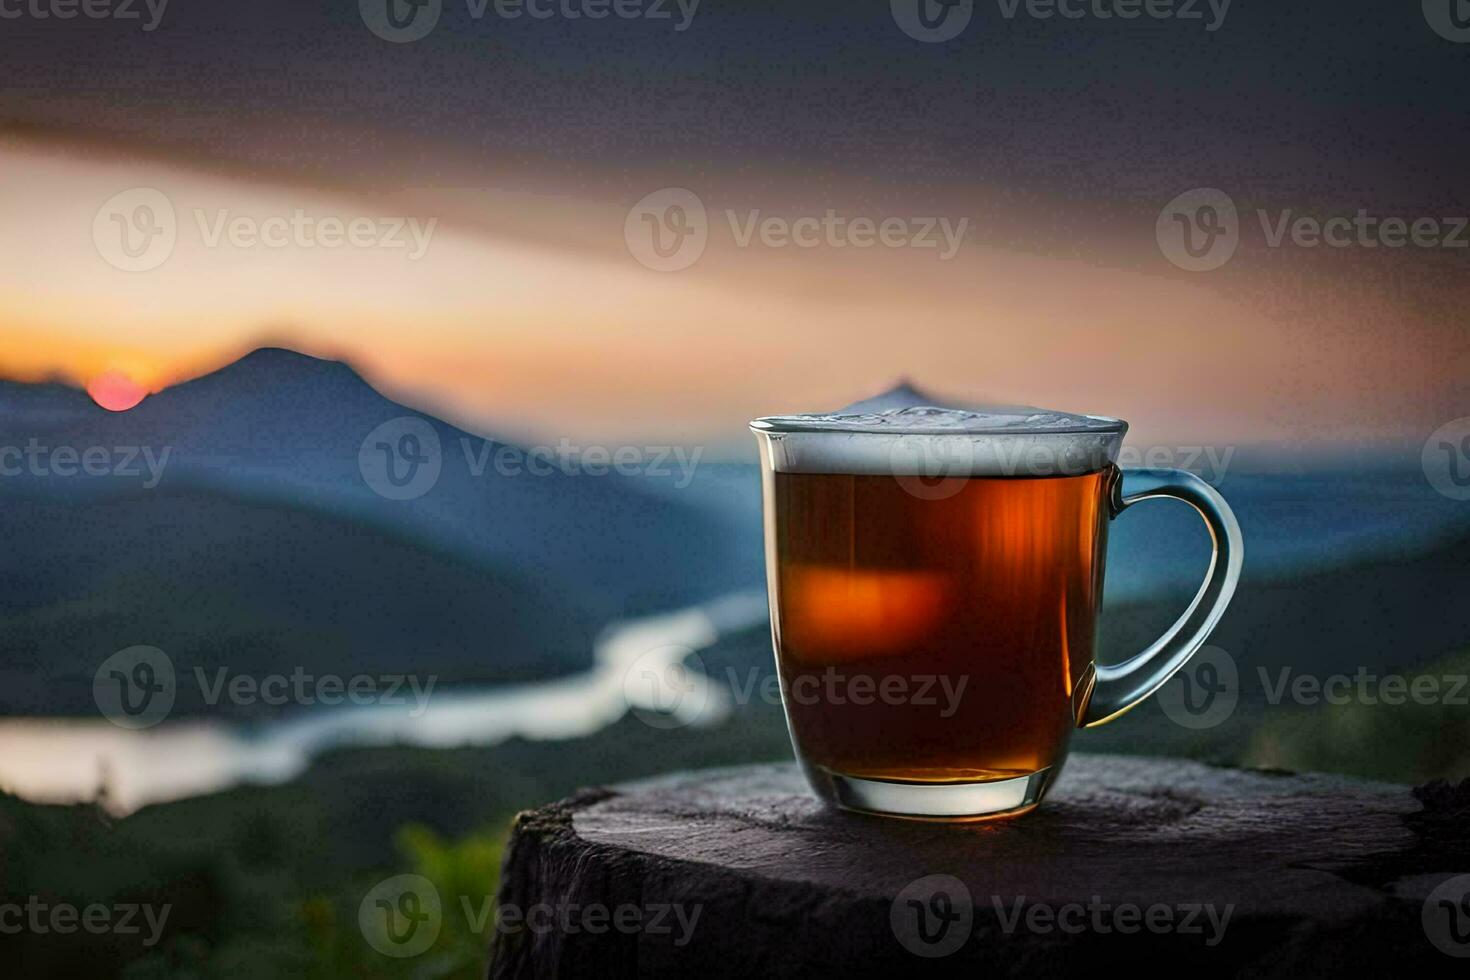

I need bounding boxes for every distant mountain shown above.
[0,377,96,421]
[0,348,746,616]
[0,348,748,713]
[0,487,602,717]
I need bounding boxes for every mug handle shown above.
[1078,467,1244,728]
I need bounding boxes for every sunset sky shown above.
[2,2,1464,450]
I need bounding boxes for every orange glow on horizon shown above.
[0,136,1464,446]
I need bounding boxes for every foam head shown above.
[750,385,1126,477]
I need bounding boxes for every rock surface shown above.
[487,754,1470,978]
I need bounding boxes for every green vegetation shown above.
[0,691,794,979]
[1238,649,1470,783]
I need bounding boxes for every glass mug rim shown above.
[750,408,1128,480]
[749,406,1126,436]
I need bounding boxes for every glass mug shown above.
[750,405,1242,820]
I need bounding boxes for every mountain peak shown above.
[142,345,376,416]
[227,346,358,377]
[838,381,1046,417]
[187,345,369,392]
[838,379,952,415]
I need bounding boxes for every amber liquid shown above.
[769,469,1111,783]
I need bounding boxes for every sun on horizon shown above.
[86,369,148,412]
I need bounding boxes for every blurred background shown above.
[1,0,1467,976]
